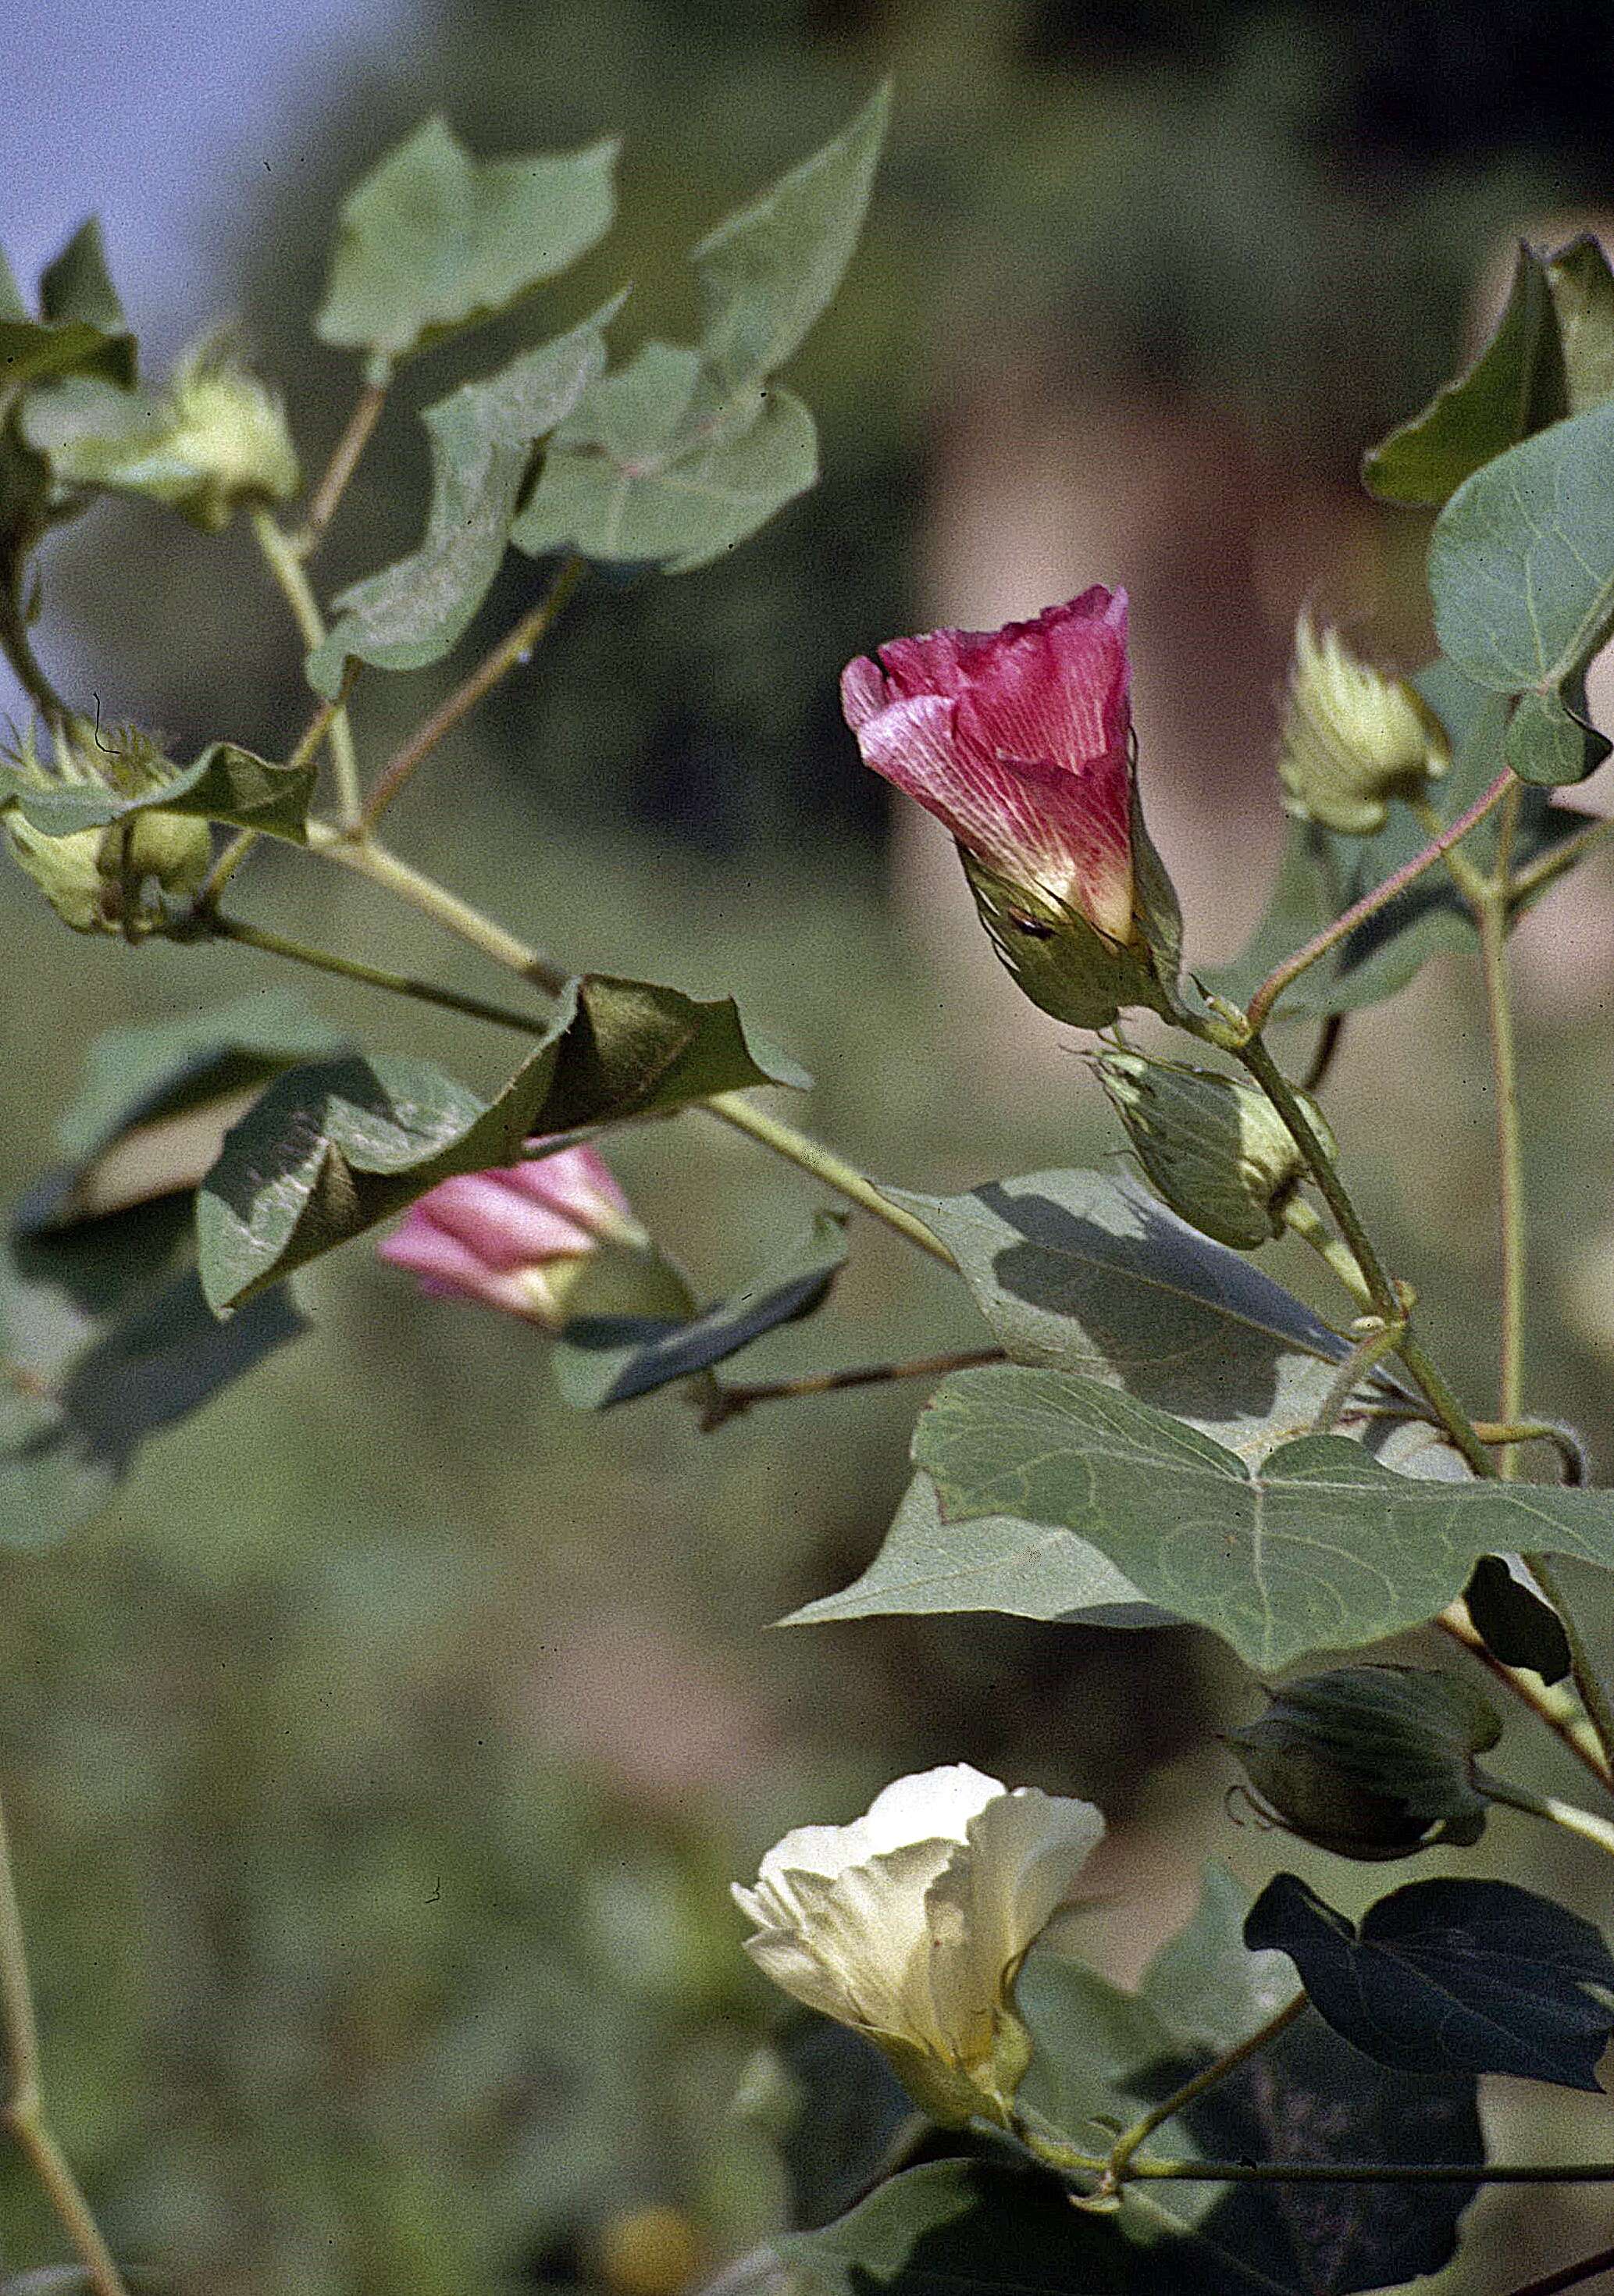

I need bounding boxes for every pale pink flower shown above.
[841,588,1136,943]
[378,1141,643,1326]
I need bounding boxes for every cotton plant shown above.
[5,87,1614,2296]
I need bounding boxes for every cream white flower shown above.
[732,1763,1104,2124]
[1278,614,1449,836]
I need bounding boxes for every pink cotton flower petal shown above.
[420,1171,597,1267]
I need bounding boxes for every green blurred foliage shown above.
[9,2,1614,2289]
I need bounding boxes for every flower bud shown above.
[1226,1667,1501,1862]
[842,590,1182,1029]
[1278,615,1450,836]
[1095,1052,1331,1249]
[733,1763,1105,2127]
[377,1141,647,1327]
[2,720,212,932]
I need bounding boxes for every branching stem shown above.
[305,820,569,990]
[250,507,362,827]
[701,1347,1003,1428]
[1099,1995,1307,2194]
[292,375,390,556]
[207,912,554,1036]
[1479,1770,1614,1859]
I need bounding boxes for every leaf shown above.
[1138,1862,1296,2055]
[196,974,809,1312]
[1430,396,1614,726]
[1246,1874,1614,2090]
[1463,1553,1572,1685]
[741,2013,917,2234]
[512,85,887,573]
[315,116,618,365]
[306,310,615,696]
[1547,235,1614,411]
[914,1364,1614,1670]
[0,220,136,393]
[1209,659,1597,1015]
[782,2161,1132,2296]
[552,1209,846,1408]
[0,1196,303,1546]
[779,1470,1170,1631]
[883,1168,1429,1458]
[1504,683,1612,786]
[0,739,316,843]
[1363,246,1565,506]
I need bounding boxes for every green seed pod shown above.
[1226,1667,1502,1862]
[1278,615,1450,836]
[1096,1052,1333,1249]
[2,718,212,932]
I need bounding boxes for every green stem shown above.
[207,913,554,1036]
[1500,2234,1614,2296]
[0,1785,129,2296]
[1475,872,1526,1470]
[0,583,73,731]
[1518,1554,1614,1781]
[1310,1321,1398,1435]
[292,375,390,557]
[1242,771,1512,1032]
[305,820,569,992]
[1508,812,1614,907]
[250,507,362,828]
[700,1347,1004,1429]
[1281,1196,1374,1310]
[704,1093,957,1268]
[1438,1602,1613,1792]
[194,664,362,910]
[1124,2158,1614,2187]
[1478,1770,1614,1858]
[359,555,586,830]
[1100,1995,1307,2193]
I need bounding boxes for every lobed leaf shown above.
[1246,1873,1614,2089]
[914,1364,1614,1670]
[315,116,618,364]
[0,220,136,394]
[197,975,809,1312]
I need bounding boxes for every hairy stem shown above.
[1310,1321,1398,1435]
[0,1785,129,2295]
[1478,1771,1614,1858]
[704,1093,957,1267]
[1242,771,1512,1032]
[1508,812,1614,907]
[208,912,554,1036]
[701,1347,1004,1428]
[250,507,362,827]
[293,376,390,556]
[1099,1995,1308,2193]
[360,554,586,830]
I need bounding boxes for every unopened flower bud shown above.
[1096,1052,1331,1249]
[2,720,212,932]
[1278,615,1450,836]
[377,1141,647,1327]
[1227,1667,1501,1862]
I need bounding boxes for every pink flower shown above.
[377,1141,644,1326]
[841,588,1136,943]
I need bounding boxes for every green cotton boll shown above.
[3,811,109,931]
[1278,615,1451,836]
[1096,1053,1331,1249]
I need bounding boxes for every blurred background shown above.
[7,1,1614,2290]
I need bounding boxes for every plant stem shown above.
[1242,771,1512,1032]
[250,507,362,828]
[1310,1322,1398,1435]
[1436,1603,1613,1791]
[1478,1770,1614,1858]
[0,583,73,731]
[704,1093,957,1267]
[1124,2158,1614,2187]
[194,665,362,910]
[1501,2235,1614,2296]
[1508,813,1614,906]
[1281,1196,1374,1310]
[359,554,586,830]
[305,820,569,991]
[0,1786,129,2296]
[292,376,390,556]
[1100,1995,1307,2193]
[208,912,554,1035]
[1476,867,1526,1473]
[700,1347,1005,1428]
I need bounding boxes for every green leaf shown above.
[1430,397,1614,726]
[1462,1553,1572,1685]
[1246,1874,1614,2089]
[197,975,809,1312]
[0,221,136,393]
[512,85,887,573]
[1546,235,1614,411]
[778,1470,1169,1631]
[914,1365,1614,1670]
[1363,246,1565,506]
[315,116,618,365]
[883,1170,1431,1457]
[553,1209,846,1408]
[741,2013,917,2234]
[1210,659,1596,1015]
[0,1195,302,1546]
[1138,1863,1296,2055]
[782,2162,1131,2296]
[0,739,315,843]
[1504,683,1612,786]
[306,310,615,696]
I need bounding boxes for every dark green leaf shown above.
[1463,1553,1572,1685]
[1430,397,1614,708]
[746,2013,917,2233]
[0,738,316,843]
[1246,1874,1614,2089]
[1363,247,1565,506]
[0,221,135,393]
[1138,1863,1296,2055]
[914,1365,1614,1670]
[512,86,887,572]
[782,2161,1131,2296]
[306,311,615,695]
[197,975,808,1312]
[315,116,618,364]
[1504,684,1612,786]
[553,1209,846,1408]
[779,1470,1169,1631]
[884,1170,1437,1459]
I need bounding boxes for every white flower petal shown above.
[858,1764,1003,1855]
